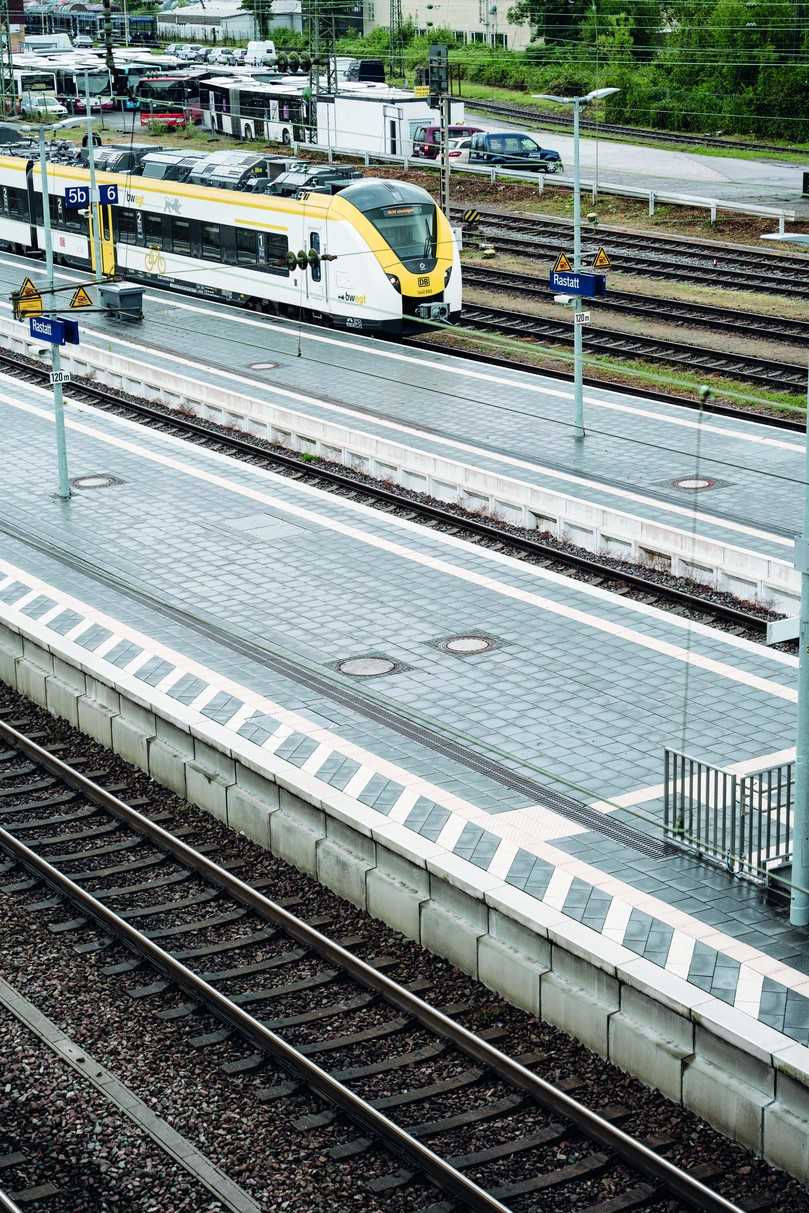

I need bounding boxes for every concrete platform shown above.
[0,249,800,611]
[2,301,809,1176]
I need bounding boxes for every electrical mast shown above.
[389,0,405,83]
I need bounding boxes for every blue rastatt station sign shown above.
[29,316,80,346]
[549,270,607,297]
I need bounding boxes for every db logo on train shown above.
[417,275,430,288]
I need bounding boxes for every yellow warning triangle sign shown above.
[14,276,43,318]
[593,246,611,270]
[69,285,93,310]
[553,251,573,273]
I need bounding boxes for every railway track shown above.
[0,714,749,1213]
[458,300,808,393]
[0,349,778,639]
[460,97,801,155]
[462,263,809,345]
[453,207,809,297]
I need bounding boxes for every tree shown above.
[507,0,591,44]
[241,0,273,38]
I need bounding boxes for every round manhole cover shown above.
[672,477,715,491]
[70,474,120,490]
[441,635,494,655]
[338,656,397,677]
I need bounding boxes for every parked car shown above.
[19,92,68,118]
[74,34,93,48]
[411,123,482,159]
[447,135,472,163]
[245,39,277,64]
[466,130,563,172]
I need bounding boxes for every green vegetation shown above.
[303,9,809,143]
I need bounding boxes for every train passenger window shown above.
[143,212,164,248]
[116,208,137,244]
[265,232,289,276]
[309,231,321,282]
[171,217,191,254]
[236,227,257,266]
[201,223,221,259]
[7,188,23,217]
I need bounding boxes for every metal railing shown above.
[663,748,794,877]
[291,136,797,233]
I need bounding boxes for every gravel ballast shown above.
[1,684,809,1211]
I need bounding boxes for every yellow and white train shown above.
[0,154,462,333]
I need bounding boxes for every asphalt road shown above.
[468,109,808,211]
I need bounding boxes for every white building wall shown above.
[363,0,532,51]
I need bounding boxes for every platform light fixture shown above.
[533,87,620,441]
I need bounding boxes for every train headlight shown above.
[387,274,401,293]
[444,266,452,287]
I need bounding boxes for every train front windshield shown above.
[366,203,436,263]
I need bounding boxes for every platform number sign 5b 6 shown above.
[65,183,119,209]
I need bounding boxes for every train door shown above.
[306,222,326,310]
[89,204,116,276]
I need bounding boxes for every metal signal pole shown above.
[439,92,451,219]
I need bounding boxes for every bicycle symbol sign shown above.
[144,246,167,274]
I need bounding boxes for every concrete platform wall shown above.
[0,317,796,614]
[3,611,809,1181]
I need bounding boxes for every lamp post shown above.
[84,73,104,282]
[533,87,619,441]
[20,116,97,500]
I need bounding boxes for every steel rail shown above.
[462,263,809,344]
[0,718,745,1213]
[460,97,797,155]
[479,233,809,296]
[460,302,807,392]
[454,206,809,274]
[0,1191,23,1213]
[0,351,773,633]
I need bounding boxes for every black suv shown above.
[468,130,563,173]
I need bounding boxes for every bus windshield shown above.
[59,70,111,97]
[137,77,188,105]
[17,72,56,92]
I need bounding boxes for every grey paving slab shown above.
[3,372,809,1041]
[0,252,798,566]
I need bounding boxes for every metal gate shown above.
[663,749,794,878]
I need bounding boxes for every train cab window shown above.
[201,222,222,260]
[171,217,191,254]
[235,227,257,266]
[143,212,164,248]
[309,231,321,282]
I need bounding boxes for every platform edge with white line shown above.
[2,315,798,614]
[2,587,809,1182]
